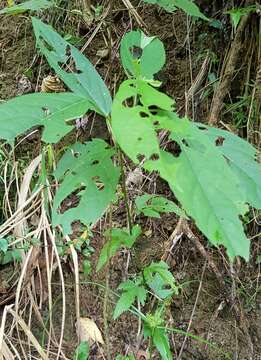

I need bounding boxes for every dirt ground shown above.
[0,1,260,359]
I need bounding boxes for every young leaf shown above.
[143,261,179,296]
[226,6,256,30]
[151,327,172,360]
[53,139,120,234]
[120,30,165,79]
[73,341,89,360]
[196,124,261,209]
[113,278,147,319]
[135,193,186,218]
[0,93,91,143]
[0,0,54,15]
[32,17,112,116]
[97,225,141,271]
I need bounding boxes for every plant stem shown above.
[119,150,133,234]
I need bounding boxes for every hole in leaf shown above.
[198,125,208,131]
[137,154,145,162]
[139,112,149,118]
[153,120,159,126]
[149,153,159,161]
[215,136,225,146]
[92,159,100,165]
[65,44,71,57]
[130,46,142,59]
[40,37,54,52]
[182,139,189,147]
[148,105,159,115]
[122,97,135,107]
[73,151,80,158]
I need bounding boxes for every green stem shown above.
[119,149,133,234]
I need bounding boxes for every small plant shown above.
[0,14,260,359]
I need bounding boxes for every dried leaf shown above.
[77,318,104,345]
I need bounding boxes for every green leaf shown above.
[144,261,178,296]
[174,0,208,20]
[196,125,261,209]
[111,79,251,260]
[226,6,256,30]
[135,193,187,218]
[0,93,91,143]
[0,0,54,14]
[143,0,208,20]
[0,239,8,253]
[97,225,141,271]
[120,30,165,79]
[111,79,174,164]
[152,327,172,360]
[113,278,147,319]
[73,341,89,360]
[53,139,120,234]
[32,17,112,116]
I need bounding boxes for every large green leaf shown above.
[120,30,165,79]
[196,124,261,209]
[111,79,251,260]
[53,139,120,234]
[0,93,91,143]
[0,0,54,14]
[143,0,208,20]
[32,17,112,116]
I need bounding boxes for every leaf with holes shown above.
[53,139,120,234]
[0,0,54,14]
[111,79,174,164]
[111,79,251,260]
[0,93,91,143]
[196,124,261,209]
[120,30,165,79]
[97,225,141,271]
[135,193,186,218]
[32,17,112,116]
[113,277,147,319]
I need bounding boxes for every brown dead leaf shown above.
[76,317,104,345]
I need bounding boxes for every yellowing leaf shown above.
[77,318,104,345]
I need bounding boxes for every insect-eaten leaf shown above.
[97,225,141,271]
[120,30,165,80]
[53,139,120,234]
[112,79,252,261]
[0,93,91,144]
[135,193,187,218]
[32,17,112,116]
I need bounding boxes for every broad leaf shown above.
[196,124,261,209]
[120,30,165,79]
[226,6,256,29]
[152,328,172,360]
[32,17,112,116]
[143,0,208,20]
[97,225,141,271]
[0,0,54,14]
[0,93,91,143]
[135,193,186,218]
[111,79,251,260]
[53,139,120,234]
[113,278,147,319]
